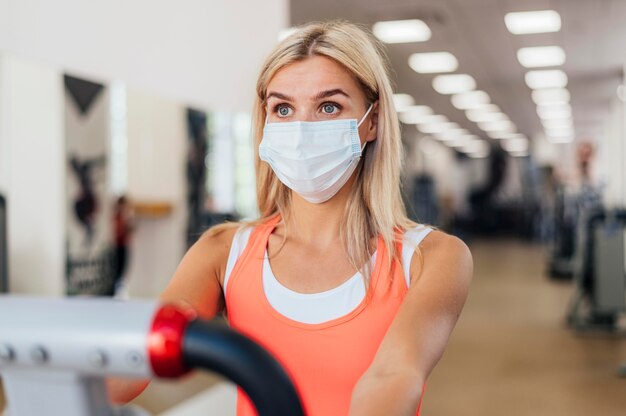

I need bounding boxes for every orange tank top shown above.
[225,215,424,415]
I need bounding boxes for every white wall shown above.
[0,55,65,295]
[0,0,288,112]
[125,89,187,299]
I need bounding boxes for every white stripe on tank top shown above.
[223,225,433,324]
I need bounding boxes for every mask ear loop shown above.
[357,103,374,128]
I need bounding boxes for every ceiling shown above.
[289,0,626,146]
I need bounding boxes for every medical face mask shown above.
[259,105,373,204]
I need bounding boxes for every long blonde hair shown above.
[211,20,419,287]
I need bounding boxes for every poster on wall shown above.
[64,74,114,296]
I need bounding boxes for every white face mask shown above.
[259,104,373,204]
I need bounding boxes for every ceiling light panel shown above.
[373,19,432,43]
[451,90,491,110]
[433,74,476,94]
[398,105,434,124]
[504,10,562,35]
[517,46,566,68]
[466,110,508,124]
[409,52,459,74]
[501,138,529,152]
[478,120,516,133]
[532,88,570,104]
[392,94,415,111]
[537,104,572,119]
[525,70,568,89]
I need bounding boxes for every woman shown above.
[109,20,472,415]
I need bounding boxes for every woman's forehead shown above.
[267,56,362,100]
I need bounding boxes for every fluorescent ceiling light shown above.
[504,10,562,35]
[532,88,570,104]
[466,110,508,124]
[501,138,528,152]
[462,140,489,154]
[487,131,521,140]
[415,114,448,126]
[373,19,432,43]
[278,27,298,41]
[433,74,476,94]
[418,122,460,135]
[447,135,479,147]
[537,104,572,119]
[392,94,415,111]
[451,90,491,110]
[525,70,568,89]
[478,120,516,133]
[409,52,458,74]
[436,128,470,141]
[545,126,575,136]
[517,46,566,68]
[542,118,573,129]
[398,105,434,124]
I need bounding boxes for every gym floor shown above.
[2,239,626,415]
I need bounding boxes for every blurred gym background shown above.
[1,0,626,415]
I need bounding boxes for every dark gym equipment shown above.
[567,208,626,331]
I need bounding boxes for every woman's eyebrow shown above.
[266,91,293,101]
[265,89,350,102]
[313,89,350,101]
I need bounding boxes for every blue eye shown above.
[322,103,339,114]
[276,105,292,117]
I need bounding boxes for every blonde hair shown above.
[211,20,419,288]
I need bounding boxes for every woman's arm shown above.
[106,227,237,404]
[349,231,473,416]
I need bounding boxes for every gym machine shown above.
[567,208,626,331]
[0,296,304,415]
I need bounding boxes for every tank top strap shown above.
[225,214,281,295]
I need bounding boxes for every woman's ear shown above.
[366,101,379,142]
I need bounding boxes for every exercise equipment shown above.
[567,208,626,331]
[548,184,603,279]
[0,296,304,416]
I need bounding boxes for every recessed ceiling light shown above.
[409,52,459,74]
[501,137,529,152]
[542,118,573,129]
[478,120,516,133]
[545,126,575,136]
[532,88,570,104]
[418,122,460,135]
[373,19,432,43]
[517,46,566,68]
[451,90,491,110]
[436,128,470,141]
[525,70,568,89]
[447,135,479,147]
[537,104,572,119]
[504,10,562,35]
[392,94,415,111]
[487,131,522,140]
[466,110,509,124]
[398,105,434,124]
[433,74,477,94]
[415,114,449,126]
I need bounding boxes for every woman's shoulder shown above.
[407,228,472,285]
